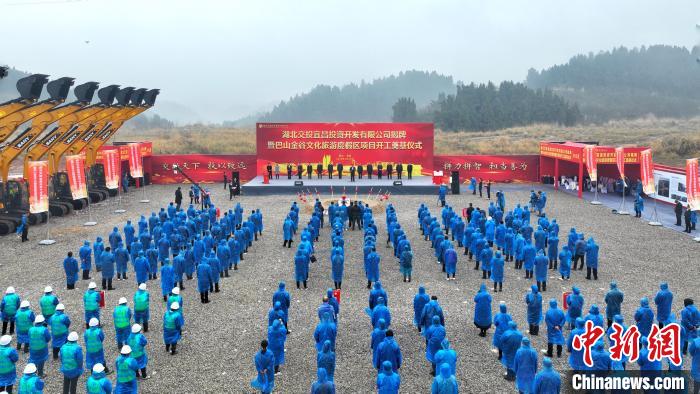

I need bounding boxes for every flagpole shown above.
[83,167,97,226]
[114,183,126,213]
[39,211,56,245]
[648,194,662,226]
[617,180,630,215]
[590,181,602,205]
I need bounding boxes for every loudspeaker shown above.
[294,181,304,186]
[393,180,402,186]
[451,171,460,194]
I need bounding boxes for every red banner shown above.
[583,145,597,183]
[256,123,434,175]
[128,143,143,178]
[28,161,49,214]
[102,149,120,190]
[615,147,625,183]
[640,149,656,195]
[66,154,88,200]
[150,154,258,184]
[687,158,700,211]
[433,155,539,182]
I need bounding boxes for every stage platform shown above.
[241,176,440,196]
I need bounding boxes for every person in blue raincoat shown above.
[49,304,71,360]
[635,297,655,338]
[584,305,604,328]
[547,231,559,270]
[689,335,700,394]
[604,281,624,328]
[160,259,175,302]
[433,339,457,377]
[522,241,536,279]
[251,340,275,394]
[369,282,388,311]
[474,284,492,337]
[317,340,336,382]
[567,318,586,371]
[493,302,512,360]
[431,363,458,394]
[133,251,149,286]
[63,252,79,290]
[533,357,561,394]
[534,250,549,292]
[273,282,291,325]
[634,193,644,218]
[114,243,130,281]
[491,251,505,292]
[314,312,337,352]
[371,319,388,367]
[421,297,445,333]
[584,238,599,280]
[365,247,380,289]
[84,317,109,374]
[438,184,447,207]
[163,302,184,356]
[558,245,571,280]
[479,246,493,280]
[267,319,287,375]
[331,252,344,290]
[196,257,213,304]
[370,298,391,329]
[126,324,148,379]
[79,241,92,280]
[311,368,336,394]
[294,250,309,290]
[15,301,34,352]
[377,360,401,394]
[375,330,402,372]
[268,302,286,330]
[514,337,538,394]
[566,287,584,329]
[400,245,413,283]
[426,315,447,376]
[93,237,105,272]
[414,287,430,332]
[544,299,565,358]
[0,334,19,393]
[501,321,523,381]
[18,363,44,393]
[28,315,50,376]
[525,285,543,336]
[654,282,673,327]
[444,246,457,280]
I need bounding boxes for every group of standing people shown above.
[266,162,415,181]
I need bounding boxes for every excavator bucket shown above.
[129,88,147,106]
[142,89,160,107]
[97,85,120,106]
[114,87,135,106]
[73,82,99,104]
[45,77,75,102]
[16,74,49,101]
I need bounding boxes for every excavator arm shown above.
[0,75,53,141]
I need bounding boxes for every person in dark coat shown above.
[675,200,683,226]
[266,163,272,179]
[350,166,356,182]
[297,164,303,180]
[316,163,323,179]
[367,163,373,179]
[386,163,393,179]
[478,178,484,198]
[174,187,183,211]
[337,163,343,179]
[377,163,383,179]
[286,164,293,180]
[306,163,312,179]
[486,180,492,200]
[407,164,413,180]
[396,163,403,180]
[685,207,693,233]
[327,163,334,179]
[358,164,364,179]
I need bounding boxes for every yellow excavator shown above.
[0,76,75,234]
[0,74,54,142]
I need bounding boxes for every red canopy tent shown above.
[539,142,648,198]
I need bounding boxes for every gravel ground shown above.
[1,184,698,393]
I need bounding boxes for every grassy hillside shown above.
[118,117,700,167]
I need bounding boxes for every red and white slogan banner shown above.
[687,158,700,211]
[640,149,656,195]
[28,161,49,214]
[102,149,120,190]
[615,147,626,185]
[128,143,143,178]
[66,154,88,200]
[583,145,597,183]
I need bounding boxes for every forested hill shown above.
[526,45,700,122]
[259,70,456,122]
[0,66,30,101]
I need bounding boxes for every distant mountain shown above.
[0,66,31,102]
[258,70,456,122]
[526,45,700,122]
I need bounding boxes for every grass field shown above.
[118,117,700,166]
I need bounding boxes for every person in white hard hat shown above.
[115,345,139,392]
[1,287,20,336]
[84,318,111,376]
[166,287,182,316]
[113,298,132,349]
[163,302,184,355]
[86,363,112,393]
[0,335,19,393]
[15,301,35,353]
[127,324,149,379]
[83,282,101,329]
[28,315,50,377]
[48,304,70,360]
[59,331,83,394]
[18,363,44,393]
[133,283,150,333]
[38,287,59,322]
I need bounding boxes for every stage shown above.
[241,175,440,196]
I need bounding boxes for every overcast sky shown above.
[2,0,699,122]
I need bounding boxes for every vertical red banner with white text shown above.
[615,147,626,185]
[640,149,656,195]
[128,143,143,178]
[28,161,49,214]
[66,154,88,200]
[584,145,597,183]
[102,149,120,190]
[686,158,700,211]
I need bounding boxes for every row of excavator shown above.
[0,66,158,235]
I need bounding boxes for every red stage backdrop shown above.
[150,155,257,184]
[256,123,434,175]
[434,155,539,182]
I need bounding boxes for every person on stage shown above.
[297,163,303,180]
[350,165,356,182]
[396,163,403,180]
[377,163,383,179]
[286,164,293,180]
[337,163,343,179]
[327,162,334,179]
[306,163,313,180]
[387,163,393,179]
[367,163,373,179]
[316,163,323,179]
[407,163,413,180]
[274,163,280,179]
[358,164,364,179]
[266,163,273,180]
